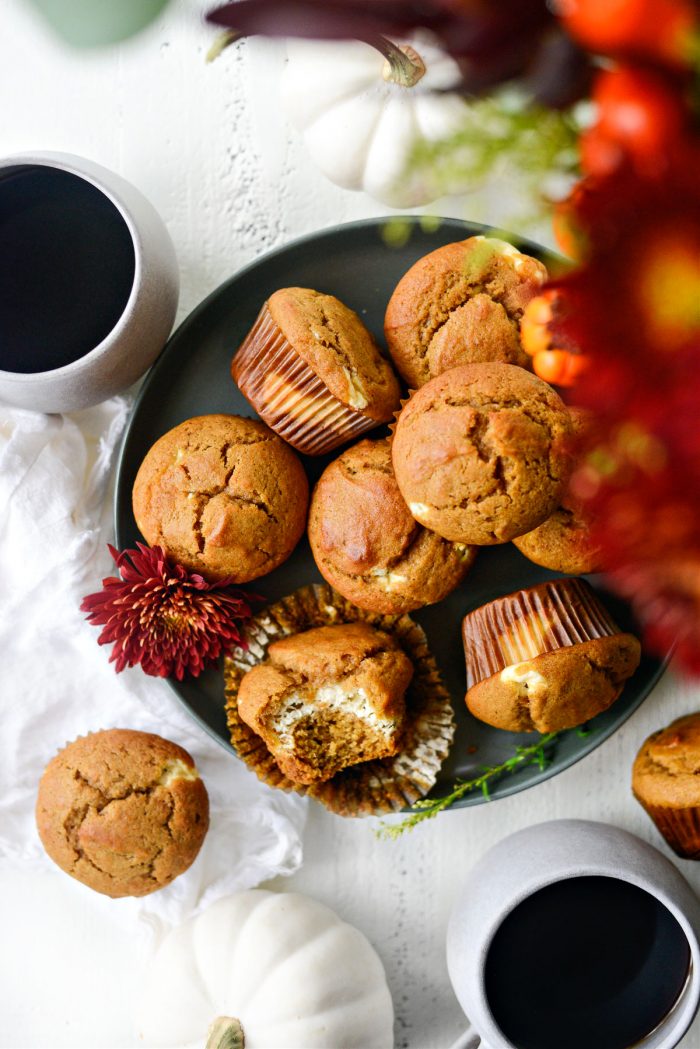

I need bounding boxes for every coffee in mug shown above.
[484,876,690,1049]
[447,820,700,1049]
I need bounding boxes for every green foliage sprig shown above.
[377,731,561,839]
[408,91,583,229]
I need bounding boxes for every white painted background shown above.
[2,1,700,1046]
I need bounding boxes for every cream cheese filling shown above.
[271,684,397,751]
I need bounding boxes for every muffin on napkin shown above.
[36,729,209,898]
[633,714,700,859]
[232,288,401,456]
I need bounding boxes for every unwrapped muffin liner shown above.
[232,303,380,456]
[223,583,455,817]
[638,803,700,860]
[463,578,622,689]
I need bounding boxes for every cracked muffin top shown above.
[264,288,401,421]
[513,407,602,575]
[35,729,209,898]
[384,236,547,388]
[391,363,574,545]
[308,438,476,614]
[132,414,309,583]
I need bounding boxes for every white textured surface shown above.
[2,1,700,1047]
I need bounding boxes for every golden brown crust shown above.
[466,634,641,733]
[237,622,413,784]
[224,583,455,816]
[267,288,401,421]
[308,439,476,613]
[633,715,700,809]
[392,363,574,545]
[35,729,209,898]
[384,237,547,388]
[513,505,602,575]
[632,714,700,858]
[132,414,309,583]
[513,406,602,574]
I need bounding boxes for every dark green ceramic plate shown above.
[114,216,665,809]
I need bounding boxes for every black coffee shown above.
[0,166,135,373]
[485,876,690,1049]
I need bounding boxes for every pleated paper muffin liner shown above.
[223,583,455,817]
[386,387,415,442]
[639,803,700,860]
[462,578,622,689]
[231,303,380,456]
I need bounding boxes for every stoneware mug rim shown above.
[0,151,140,383]
[0,149,179,412]
[446,818,700,1049]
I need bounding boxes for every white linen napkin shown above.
[0,397,307,928]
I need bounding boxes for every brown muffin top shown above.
[466,634,641,733]
[513,506,601,575]
[513,406,601,574]
[392,363,573,545]
[268,288,401,421]
[35,729,209,898]
[132,414,308,583]
[633,715,700,809]
[260,621,411,694]
[384,237,547,388]
[308,439,475,614]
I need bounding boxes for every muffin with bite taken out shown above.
[237,622,413,784]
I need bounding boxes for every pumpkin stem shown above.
[376,37,426,88]
[205,1016,245,1049]
[206,29,242,63]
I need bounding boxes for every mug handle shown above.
[448,1024,483,1049]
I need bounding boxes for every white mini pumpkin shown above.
[135,890,394,1049]
[282,33,469,208]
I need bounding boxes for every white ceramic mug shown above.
[0,151,179,413]
[447,819,700,1049]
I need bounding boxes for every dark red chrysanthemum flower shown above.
[546,158,700,672]
[81,544,257,680]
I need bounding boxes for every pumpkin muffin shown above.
[237,622,413,785]
[232,288,401,456]
[384,236,547,388]
[36,729,209,898]
[132,414,308,583]
[513,408,602,574]
[391,363,573,545]
[633,714,700,859]
[462,579,641,732]
[308,438,476,614]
